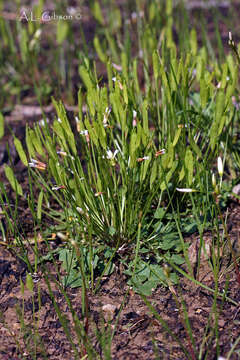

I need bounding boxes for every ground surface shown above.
[0,203,240,359]
[1,1,240,359]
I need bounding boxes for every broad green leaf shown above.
[215,90,225,121]
[29,129,45,156]
[154,207,165,220]
[87,91,96,117]
[79,65,94,90]
[94,36,107,63]
[130,131,137,157]
[167,144,174,169]
[172,128,182,147]
[53,120,65,140]
[37,190,44,220]
[160,160,178,190]
[189,134,202,159]
[110,92,120,124]
[218,115,227,137]
[92,1,104,25]
[95,121,106,149]
[190,29,197,56]
[185,149,194,185]
[196,57,204,81]
[220,62,228,89]
[179,166,185,181]
[26,126,36,158]
[226,54,235,80]
[57,21,68,44]
[123,82,128,105]
[26,273,34,292]
[14,137,28,166]
[4,165,23,196]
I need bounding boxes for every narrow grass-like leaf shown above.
[0,112,4,139]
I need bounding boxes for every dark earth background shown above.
[1,1,240,359]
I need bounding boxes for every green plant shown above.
[1,1,240,358]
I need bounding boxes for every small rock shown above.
[102,304,118,321]
[232,184,240,195]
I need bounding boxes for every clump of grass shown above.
[1,0,240,358]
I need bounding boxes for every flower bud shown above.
[212,173,216,188]
[217,157,223,177]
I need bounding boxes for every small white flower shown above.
[76,207,84,214]
[105,149,119,160]
[176,188,196,193]
[52,185,65,191]
[39,118,49,127]
[75,116,81,132]
[29,29,42,50]
[103,107,111,124]
[137,156,150,162]
[57,150,74,160]
[217,156,223,177]
[29,159,46,170]
[112,63,122,71]
[57,150,67,156]
[155,149,166,157]
[35,29,42,39]
[80,129,88,135]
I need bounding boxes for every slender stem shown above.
[214,193,240,287]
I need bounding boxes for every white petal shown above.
[176,188,195,193]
